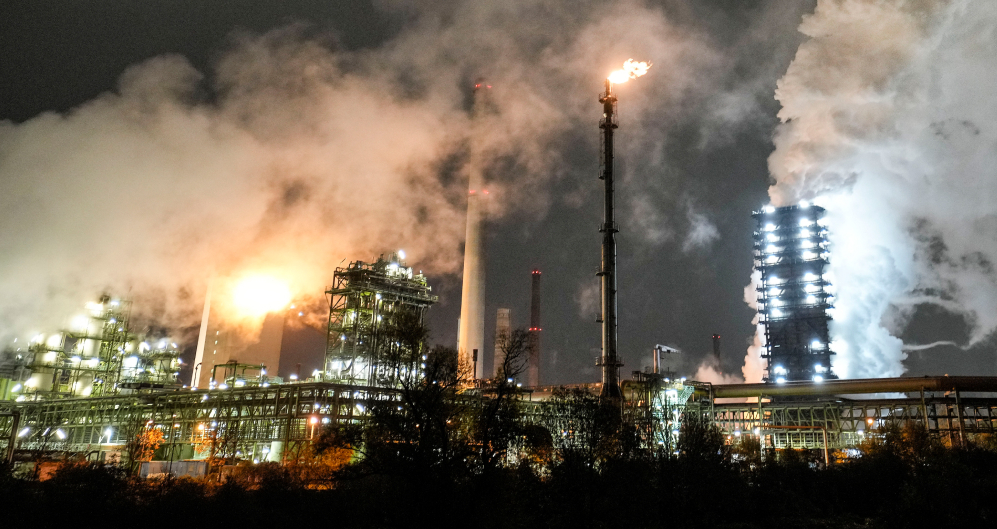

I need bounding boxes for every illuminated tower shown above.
[458,81,490,379]
[753,203,836,382]
[325,253,437,388]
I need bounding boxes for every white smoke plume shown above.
[742,269,766,383]
[682,201,720,253]
[0,2,730,342]
[755,0,997,379]
[693,354,741,385]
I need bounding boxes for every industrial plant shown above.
[2,62,996,480]
[753,203,836,383]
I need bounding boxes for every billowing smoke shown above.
[0,1,729,343]
[752,0,997,379]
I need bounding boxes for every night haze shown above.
[2,0,996,387]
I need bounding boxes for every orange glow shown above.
[608,59,651,84]
[232,275,292,317]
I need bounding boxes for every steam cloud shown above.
[747,0,997,380]
[1,1,738,343]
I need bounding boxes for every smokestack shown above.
[597,78,623,400]
[527,269,542,387]
[493,308,511,378]
[458,80,490,379]
[712,334,721,362]
[192,282,212,388]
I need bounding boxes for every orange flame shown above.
[608,59,651,84]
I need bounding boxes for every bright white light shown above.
[799,200,810,208]
[218,383,228,390]
[806,295,817,304]
[55,429,66,440]
[771,298,782,306]
[802,251,816,260]
[766,256,778,263]
[763,205,775,213]
[232,275,292,317]
[800,229,811,237]
[805,284,819,293]
[799,218,814,227]
[11,384,21,392]
[773,365,787,375]
[70,315,89,332]
[764,223,776,232]
[18,427,30,437]
[123,356,138,369]
[813,375,824,383]
[771,308,783,317]
[776,377,786,384]
[398,249,406,260]
[734,430,741,437]
[768,288,779,295]
[800,240,814,249]
[766,245,779,253]
[766,234,778,242]
[815,364,827,373]
[803,272,818,281]
[754,427,760,435]
[768,276,782,284]
[812,341,823,349]
[290,374,298,381]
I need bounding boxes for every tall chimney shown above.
[597,79,623,399]
[458,80,490,379]
[493,308,511,378]
[712,334,721,362]
[527,269,542,387]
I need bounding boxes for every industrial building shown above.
[0,295,183,401]
[323,253,437,388]
[753,203,836,383]
[3,73,997,475]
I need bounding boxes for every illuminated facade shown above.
[324,253,437,388]
[753,203,836,383]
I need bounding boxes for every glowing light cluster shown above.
[232,275,292,317]
[753,203,837,382]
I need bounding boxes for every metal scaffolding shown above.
[753,204,836,382]
[0,382,394,465]
[323,254,437,388]
[1,295,183,401]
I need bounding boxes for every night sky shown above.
[2,0,993,385]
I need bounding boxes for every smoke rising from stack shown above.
[747,0,997,379]
[0,2,740,344]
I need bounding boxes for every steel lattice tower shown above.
[324,254,437,388]
[753,204,837,383]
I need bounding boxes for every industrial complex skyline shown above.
[2,0,996,388]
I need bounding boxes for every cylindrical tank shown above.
[268,441,284,462]
[74,373,94,396]
[28,368,54,392]
[82,337,101,358]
